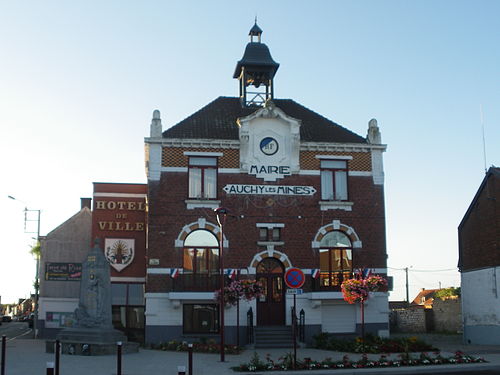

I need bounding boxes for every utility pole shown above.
[8,196,41,338]
[214,207,229,362]
[405,267,409,306]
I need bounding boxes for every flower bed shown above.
[150,340,241,354]
[232,351,486,372]
[313,333,436,353]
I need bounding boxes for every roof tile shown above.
[163,97,366,144]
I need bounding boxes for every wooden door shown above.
[256,258,285,326]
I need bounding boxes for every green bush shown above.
[312,333,437,353]
[435,287,461,299]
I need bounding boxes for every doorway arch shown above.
[256,257,285,326]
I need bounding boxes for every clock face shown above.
[260,137,279,156]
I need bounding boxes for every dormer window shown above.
[188,157,217,199]
[320,159,348,201]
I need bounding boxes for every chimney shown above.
[81,198,92,210]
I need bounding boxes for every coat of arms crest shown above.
[104,238,135,272]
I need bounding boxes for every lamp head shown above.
[214,207,229,216]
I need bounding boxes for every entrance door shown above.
[256,258,285,326]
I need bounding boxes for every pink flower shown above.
[341,275,387,303]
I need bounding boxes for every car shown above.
[1,316,12,322]
[19,315,28,322]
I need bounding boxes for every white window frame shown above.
[320,159,349,201]
[188,156,218,199]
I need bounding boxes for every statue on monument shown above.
[52,237,138,355]
[74,238,113,328]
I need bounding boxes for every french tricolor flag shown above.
[311,269,320,279]
[170,268,180,279]
[226,269,237,280]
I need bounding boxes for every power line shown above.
[411,268,457,273]
[388,267,457,273]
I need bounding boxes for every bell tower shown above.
[233,21,280,107]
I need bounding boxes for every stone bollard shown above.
[188,343,193,375]
[117,341,123,375]
[54,340,60,375]
[1,335,6,375]
[46,362,55,375]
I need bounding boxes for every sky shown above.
[1,1,499,304]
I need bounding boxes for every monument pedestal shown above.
[46,239,140,355]
[46,328,139,355]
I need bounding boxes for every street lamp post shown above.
[8,196,41,338]
[214,207,228,362]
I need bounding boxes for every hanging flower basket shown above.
[341,275,387,304]
[214,279,264,306]
[240,279,264,301]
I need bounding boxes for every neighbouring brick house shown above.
[411,288,439,309]
[38,183,147,343]
[38,199,92,338]
[92,183,147,343]
[459,166,500,344]
[143,23,389,346]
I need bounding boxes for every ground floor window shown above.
[319,248,352,286]
[183,304,219,333]
[111,283,145,343]
[318,231,353,288]
[112,306,145,343]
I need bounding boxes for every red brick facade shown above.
[459,168,500,271]
[92,183,147,279]
[146,158,387,292]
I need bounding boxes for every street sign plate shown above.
[286,288,303,295]
[284,268,305,288]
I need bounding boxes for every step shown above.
[254,326,295,348]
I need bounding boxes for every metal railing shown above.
[170,274,221,292]
[246,307,254,344]
[291,305,297,339]
[299,309,305,342]
[290,307,305,343]
[310,272,353,292]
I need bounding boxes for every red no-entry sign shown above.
[284,268,305,289]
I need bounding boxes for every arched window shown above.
[319,231,353,288]
[183,230,219,276]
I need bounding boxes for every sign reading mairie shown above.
[239,103,301,182]
[224,184,316,196]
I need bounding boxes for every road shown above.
[0,321,32,340]
[439,372,498,374]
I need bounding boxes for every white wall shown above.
[286,292,389,333]
[38,297,78,321]
[462,267,500,326]
[145,293,182,326]
[145,293,257,326]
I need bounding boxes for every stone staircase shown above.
[254,325,294,348]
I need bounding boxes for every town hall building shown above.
[143,23,389,346]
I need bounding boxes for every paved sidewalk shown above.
[1,336,500,375]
